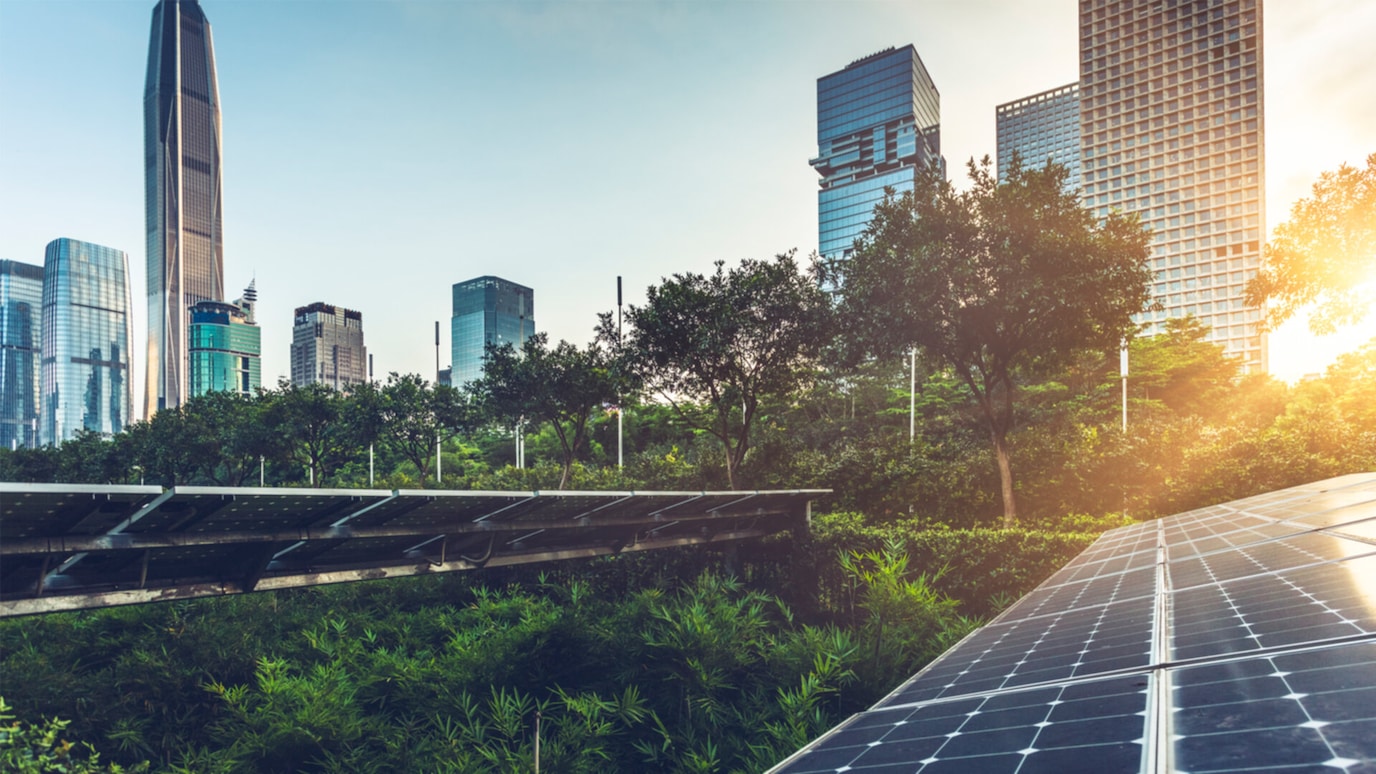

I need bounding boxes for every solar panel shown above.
[0,484,823,617]
[772,472,1376,773]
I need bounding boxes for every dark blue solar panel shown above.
[772,473,1376,774]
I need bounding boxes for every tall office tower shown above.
[144,0,225,416]
[0,260,44,449]
[996,83,1082,191]
[189,295,260,398]
[39,239,134,445]
[450,276,533,387]
[811,45,943,261]
[1080,0,1265,370]
[290,302,367,390]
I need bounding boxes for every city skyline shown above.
[1,0,1372,403]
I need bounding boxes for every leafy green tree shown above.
[181,390,276,486]
[618,251,831,489]
[1124,317,1241,419]
[372,373,474,487]
[263,381,353,486]
[473,334,622,489]
[1325,336,1376,429]
[1247,153,1376,333]
[831,159,1152,525]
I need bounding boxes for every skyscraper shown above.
[1079,0,1265,370]
[996,83,1082,192]
[290,302,367,390]
[812,45,943,261]
[39,239,134,445]
[0,260,44,449]
[451,276,534,387]
[189,285,260,398]
[145,0,225,416]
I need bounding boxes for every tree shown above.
[473,334,621,489]
[263,381,352,486]
[1125,316,1241,419]
[618,252,831,489]
[373,373,475,487]
[832,159,1152,525]
[1247,154,1376,334]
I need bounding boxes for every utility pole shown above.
[617,275,624,469]
[435,322,442,484]
[909,348,916,442]
[1120,340,1129,434]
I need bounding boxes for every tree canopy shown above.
[831,158,1153,525]
[472,334,622,489]
[1247,153,1376,334]
[618,252,831,489]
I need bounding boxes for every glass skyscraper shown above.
[290,302,367,390]
[812,45,943,260]
[189,296,260,398]
[1080,0,1266,371]
[39,239,134,445]
[451,276,534,388]
[996,83,1082,192]
[1,260,44,449]
[145,0,225,416]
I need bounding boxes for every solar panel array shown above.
[772,472,1376,773]
[0,484,822,617]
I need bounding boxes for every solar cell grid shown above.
[1036,545,1157,589]
[1169,532,1376,590]
[1172,552,1376,661]
[880,592,1155,706]
[774,674,1149,774]
[772,473,1376,774]
[1171,641,1376,773]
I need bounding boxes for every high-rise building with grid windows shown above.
[145,0,226,416]
[290,303,367,391]
[996,83,1082,192]
[1,260,44,449]
[1080,0,1266,371]
[812,45,943,261]
[450,276,534,388]
[39,239,134,445]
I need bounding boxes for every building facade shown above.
[39,239,134,445]
[189,295,260,398]
[0,260,44,449]
[145,0,226,416]
[290,302,367,390]
[1080,0,1265,370]
[996,82,1082,191]
[811,45,943,260]
[450,276,534,387]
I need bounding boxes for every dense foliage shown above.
[1247,153,1376,334]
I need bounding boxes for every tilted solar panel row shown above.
[772,472,1376,773]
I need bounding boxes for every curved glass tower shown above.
[0,260,44,449]
[40,239,134,445]
[145,0,224,417]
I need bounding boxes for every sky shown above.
[1,0,1373,412]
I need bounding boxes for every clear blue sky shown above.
[1,0,1372,408]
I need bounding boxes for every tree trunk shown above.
[992,428,1017,527]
